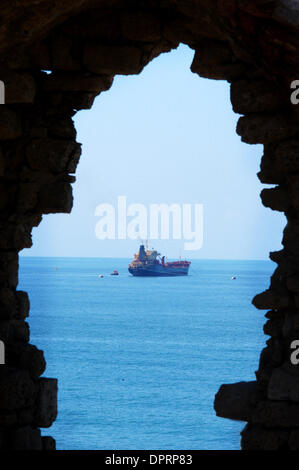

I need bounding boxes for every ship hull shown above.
[128,265,189,277]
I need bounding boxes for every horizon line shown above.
[19,254,273,262]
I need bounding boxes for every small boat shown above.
[231,276,236,280]
[111,270,119,276]
[98,274,104,278]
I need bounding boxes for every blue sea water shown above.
[18,257,273,450]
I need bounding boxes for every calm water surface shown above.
[19,257,272,450]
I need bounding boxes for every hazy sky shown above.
[21,44,285,260]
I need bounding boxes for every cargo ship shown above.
[128,244,191,277]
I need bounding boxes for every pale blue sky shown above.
[21,44,285,259]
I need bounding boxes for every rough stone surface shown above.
[34,378,58,428]
[252,400,299,428]
[268,364,299,402]
[289,429,299,450]
[241,424,289,450]
[230,79,285,114]
[0,368,37,411]
[236,113,299,144]
[10,426,43,450]
[42,435,56,450]
[191,40,247,81]
[252,289,289,310]
[84,44,143,75]
[260,187,290,212]
[3,72,36,104]
[0,108,22,140]
[214,381,259,421]
[0,0,298,451]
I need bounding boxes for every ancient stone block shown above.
[240,0,277,18]
[84,43,143,75]
[62,10,121,40]
[275,139,299,175]
[282,311,299,337]
[0,320,11,343]
[287,275,299,293]
[0,223,14,251]
[62,92,99,110]
[26,138,81,174]
[260,187,289,212]
[7,343,46,379]
[241,423,289,450]
[255,365,274,389]
[263,315,284,338]
[191,41,247,81]
[252,400,299,427]
[0,182,9,211]
[0,368,37,410]
[230,79,284,114]
[10,426,42,450]
[217,0,237,19]
[42,435,56,450]
[34,378,58,428]
[37,181,73,214]
[4,72,36,104]
[143,40,174,63]
[258,143,283,184]
[17,183,39,212]
[286,175,299,209]
[258,343,283,370]
[29,42,51,69]
[12,320,30,342]
[0,252,18,289]
[0,411,17,427]
[43,72,113,93]
[51,34,80,71]
[268,364,299,401]
[236,113,298,144]
[0,108,22,140]
[0,287,16,320]
[15,291,30,320]
[13,222,33,251]
[214,381,258,421]
[270,265,288,290]
[289,429,299,450]
[252,289,289,310]
[48,117,76,140]
[282,221,299,254]
[120,11,161,41]
[18,407,34,426]
[269,250,285,264]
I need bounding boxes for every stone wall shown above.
[0,0,299,449]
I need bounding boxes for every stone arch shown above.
[0,0,299,450]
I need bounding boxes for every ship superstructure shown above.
[128,244,191,277]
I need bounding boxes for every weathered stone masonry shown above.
[1,0,299,449]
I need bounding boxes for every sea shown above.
[18,257,273,450]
